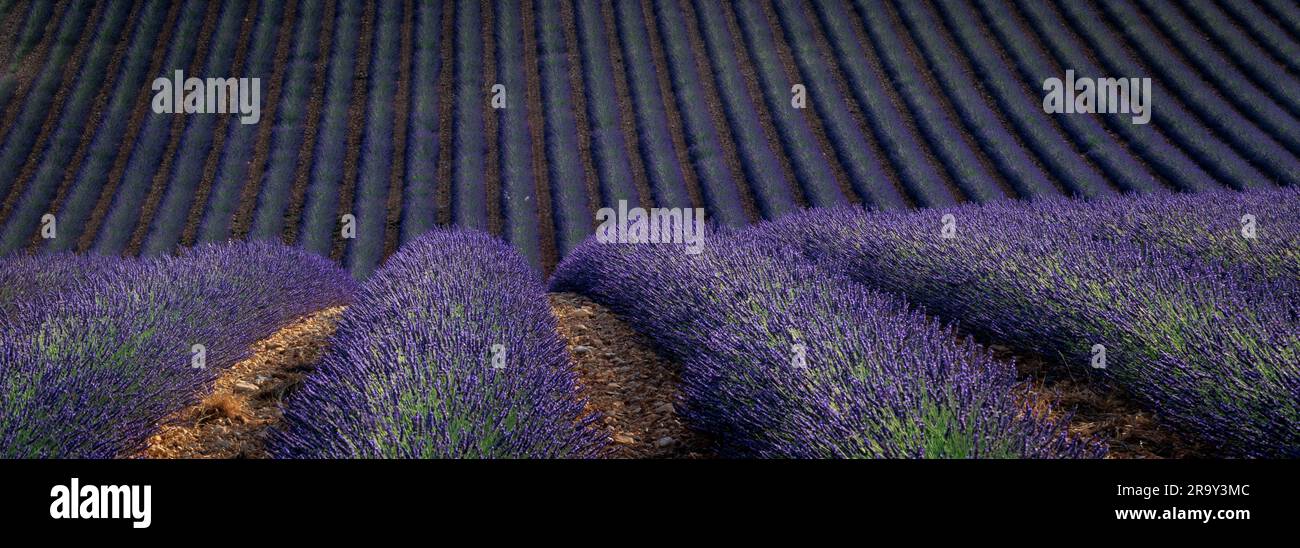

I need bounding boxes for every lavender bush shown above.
[270,229,601,458]
[0,241,356,458]
[552,231,1100,458]
[767,187,1299,457]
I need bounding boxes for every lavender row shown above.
[648,0,752,225]
[495,0,543,270]
[804,0,955,207]
[766,188,1299,456]
[450,0,487,230]
[0,241,356,458]
[767,0,908,210]
[271,229,601,458]
[298,0,362,255]
[397,0,442,246]
[0,0,94,202]
[249,0,325,241]
[571,0,641,209]
[0,0,163,253]
[346,0,403,279]
[143,0,256,255]
[552,232,1099,458]
[536,0,596,254]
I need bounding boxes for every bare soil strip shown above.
[328,0,374,262]
[0,0,115,228]
[798,1,910,209]
[228,0,300,242]
[759,0,857,205]
[123,0,238,257]
[433,0,454,227]
[836,0,967,204]
[879,0,1019,200]
[280,0,337,245]
[672,0,761,222]
[28,1,181,251]
[140,307,345,459]
[1004,344,1207,459]
[558,0,602,223]
[716,0,807,208]
[600,0,654,210]
[521,0,559,274]
[0,0,69,139]
[76,0,221,254]
[0,0,34,69]
[638,0,705,212]
[175,0,263,251]
[551,293,713,459]
[381,0,414,261]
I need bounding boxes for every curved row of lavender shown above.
[0,241,356,458]
[765,187,1298,457]
[270,229,601,458]
[552,233,1099,458]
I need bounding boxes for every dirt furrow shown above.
[759,0,857,205]
[669,0,761,222]
[27,1,181,251]
[638,0,705,212]
[557,0,602,224]
[433,0,454,227]
[521,0,559,275]
[174,0,264,251]
[228,0,301,241]
[0,0,115,229]
[382,0,414,261]
[76,0,221,254]
[550,293,712,459]
[280,0,337,246]
[713,0,806,208]
[123,0,241,257]
[327,0,374,262]
[0,0,70,139]
[141,307,346,459]
[481,0,503,238]
[600,0,653,210]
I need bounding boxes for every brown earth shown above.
[30,0,181,251]
[716,0,807,207]
[0,0,69,139]
[674,0,762,222]
[380,0,414,260]
[550,292,713,458]
[77,0,222,253]
[123,0,230,256]
[0,0,113,228]
[997,344,1208,459]
[280,0,337,245]
[140,307,345,459]
[175,0,262,251]
[521,0,560,274]
[638,0,705,212]
[433,0,454,227]
[328,0,375,262]
[758,0,857,205]
[228,0,300,241]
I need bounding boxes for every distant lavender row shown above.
[0,241,355,458]
[271,229,601,458]
[766,188,1299,457]
[552,233,1098,458]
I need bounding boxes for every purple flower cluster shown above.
[767,187,1299,457]
[552,232,1100,458]
[0,241,356,458]
[270,229,602,458]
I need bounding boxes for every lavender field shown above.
[0,0,1297,460]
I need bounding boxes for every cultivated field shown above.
[0,0,1296,459]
